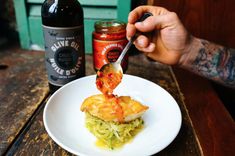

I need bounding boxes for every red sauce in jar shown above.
[92,20,128,72]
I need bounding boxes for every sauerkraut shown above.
[85,113,144,149]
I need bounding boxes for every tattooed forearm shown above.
[191,39,235,88]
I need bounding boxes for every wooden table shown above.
[0,45,234,156]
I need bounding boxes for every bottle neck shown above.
[42,0,83,27]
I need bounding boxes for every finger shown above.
[135,42,156,53]
[135,14,170,32]
[134,35,150,48]
[135,16,156,32]
[126,23,136,39]
[128,6,169,24]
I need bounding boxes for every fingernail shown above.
[135,22,141,27]
[136,39,144,47]
[135,22,143,27]
[148,43,155,51]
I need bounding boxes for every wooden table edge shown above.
[169,67,204,156]
[172,66,235,156]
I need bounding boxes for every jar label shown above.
[93,39,128,70]
[43,25,85,86]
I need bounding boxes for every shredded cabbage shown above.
[85,113,144,149]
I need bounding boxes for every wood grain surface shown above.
[147,1,235,155]
[173,67,235,156]
[0,45,49,155]
[5,54,202,156]
[150,0,235,48]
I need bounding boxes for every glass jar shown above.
[92,20,128,72]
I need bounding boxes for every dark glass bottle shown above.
[41,0,85,93]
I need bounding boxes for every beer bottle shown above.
[41,0,85,93]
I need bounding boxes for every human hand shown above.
[127,6,193,65]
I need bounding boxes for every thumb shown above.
[135,15,169,32]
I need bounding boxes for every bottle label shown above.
[93,39,128,70]
[43,25,85,86]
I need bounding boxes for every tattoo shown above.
[192,39,235,88]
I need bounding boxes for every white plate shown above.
[43,74,182,156]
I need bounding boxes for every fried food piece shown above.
[81,94,148,122]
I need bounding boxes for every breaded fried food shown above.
[80,94,149,122]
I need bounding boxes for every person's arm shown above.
[127,6,235,88]
[179,37,235,88]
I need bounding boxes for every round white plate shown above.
[43,74,182,156]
